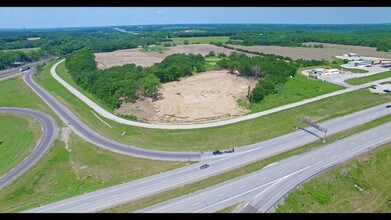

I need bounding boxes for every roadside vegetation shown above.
[0,114,42,177]
[345,71,391,85]
[0,133,184,213]
[276,142,391,213]
[104,114,391,213]
[2,47,41,54]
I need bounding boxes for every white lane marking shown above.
[362,137,366,140]
[317,161,323,164]
[90,110,112,128]
[325,152,330,155]
[78,203,89,207]
[137,186,145,190]
[332,155,337,158]
[372,133,376,136]
[217,193,225,198]
[240,185,247,189]
[193,166,311,213]
[162,180,169,183]
[191,202,200,207]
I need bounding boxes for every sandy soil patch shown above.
[27,37,41,41]
[116,70,257,124]
[94,44,254,69]
[229,43,391,61]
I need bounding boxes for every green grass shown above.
[345,71,391,85]
[2,47,40,54]
[0,77,62,124]
[205,57,223,71]
[103,114,391,213]
[139,45,169,53]
[0,114,42,177]
[37,59,391,152]
[0,132,184,213]
[249,74,345,113]
[276,142,391,213]
[170,36,230,45]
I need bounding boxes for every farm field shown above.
[229,43,391,61]
[170,36,229,45]
[276,142,391,213]
[0,114,42,177]
[94,44,253,69]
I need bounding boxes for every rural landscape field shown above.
[0,7,391,214]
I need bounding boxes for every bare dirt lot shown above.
[229,43,391,61]
[115,70,257,124]
[94,44,254,69]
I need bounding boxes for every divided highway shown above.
[0,59,51,81]
[50,59,391,129]
[139,121,391,213]
[25,103,391,213]
[0,108,57,189]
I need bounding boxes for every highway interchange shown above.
[0,59,390,213]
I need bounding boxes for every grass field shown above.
[170,36,229,45]
[37,59,391,152]
[2,47,40,54]
[276,142,391,213]
[0,132,183,213]
[140,45,169,53]
[0,77,62,124]
[104,114,391,213]
[205,57,223,71]
[345,71,391,85]
[0,114,42,177]
[249,74,345,113]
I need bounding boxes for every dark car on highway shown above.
[212,150,223,155]
[386,105,391,108]
[224,149,235,153]
[383,89,390,93]
[200,164,210,169]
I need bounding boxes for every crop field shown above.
[229,43,391,61]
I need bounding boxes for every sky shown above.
[0,7,390,29]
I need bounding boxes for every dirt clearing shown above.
[229,43,391,61]
[94,44,254,69]
[115,70,257,124]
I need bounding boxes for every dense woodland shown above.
[1,24,391,70]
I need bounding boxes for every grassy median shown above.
[36,59,391,152]
[0,114,42,177]
[103,114,391,213]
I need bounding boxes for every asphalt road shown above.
[25,103,391,213]
[22,69,201,161]
[0,59,51,81]
[0,108,57,189]
[51,59,391,129]
[139,121,391,213]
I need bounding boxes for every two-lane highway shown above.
[139,121,391,213]
[0,108,57,189]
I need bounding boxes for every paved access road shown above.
[0,59,51,81]
[50,59,391,129]
[25,103,391,213]
[139,121,391,213]
[0,108,57,189]
[22,69,201,161]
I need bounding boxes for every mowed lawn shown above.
[37,59,391,152]
[0,114,42,177]
[2,47,41,54]
[345,70,391,85]
[276,142,391,213]
[249,74,345,113]
[170,36,229,45]
[0,133,183,213]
